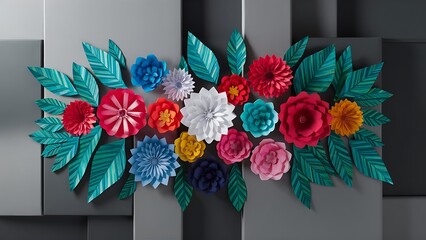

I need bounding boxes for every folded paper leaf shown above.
[228,164,247,212]
[35,117,63,132]
[332,46,352,99]
[30,130,70,145]
[174,167,193,211]
[307,143,335,175]
[72,63,100,107]
[35,98,66,115]
[291,162,312,209]
[283,36,309,68]
[178,56,188,71]
[362,109,390,126]
[227,29,246,75]
[109,39,126,68]
[42,143,63,158]
[51,136,80,172]
[354,88,393,107]
[328,132,353,186]
[28,67,77,96]
[339,62,383,99]
[119,174,137,200]
[293,145,333,186]
[354,128,384,147]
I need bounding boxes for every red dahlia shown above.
[218,74,250,105]
[247,54,293,98]
[62,100,96,136]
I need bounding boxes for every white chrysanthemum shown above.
[162,68,195,101]
[181,87,236,144]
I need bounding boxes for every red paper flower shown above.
[97,89,147,138]
[62,100,96,136]
[279,91,331,148]
[247,54,293,98]
[218,74,250,105]
[148,98,182,133]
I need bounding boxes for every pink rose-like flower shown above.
[216,129,253,165]
[250,139,292,181]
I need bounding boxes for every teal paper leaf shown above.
[328,132,353,186]
[68,125,102,191]
[187,32,220,84]
[339,62,384,99]
[28,67,77,96]
[88,139,126,202]
[42,143,63,157]
[72,63,99,106]
[307,143,335,175]
[350,140,393,184]
[174,167,193,212]
[363,109,390,126]
[119,174,137,200]
[30,130,70,145]
[293,146,333,186]
[283,36,309,68]
[354,128,384,147]
[108,39,126,68]
[293,45,336,94]
[82,42,126,89]
[51,137,80,172]
[178,56,188,71]
[332,46,352,98]
[35,117,63,132]
[354,88,393,107]
[291,162,312,209]
[227,164,247,212]
[35,98,66,115]
[227,29,246,75]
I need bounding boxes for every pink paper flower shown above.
[250,139,292,180]
[216,129,253,165]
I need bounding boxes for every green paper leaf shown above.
[293,45,336,94]
[42,143,63,157]
[174,167,193,212]
[284,36,309,68]
[72,63,100,107]
[82,42,126,89]
[187,32,220,84]
[339,62,383,99]
[328,132,353,186]
[178,56,188,71]
[51,137,80,172]
[363,109,390,126]
[108,39,126,68]
[354,128,384,147]
[35,98,66,115]
[354,88,393,107]
[227,29,246,75]
[119,174,137,200]
[30,130,70,145]
[227,164,247,212]
[28,67,77,96]
[88,139,126,202]
[293,146,333,186]
[291,162,311,209]
[35,117,63,132]
[307,143,335,175]
[68,126,102,191]
[332,46,352,98]
[350,140,393,184]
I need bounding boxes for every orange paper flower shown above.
[174,131,206,163]
[148,98,182,133]
[329,99,363,136]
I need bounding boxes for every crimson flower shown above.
[218,74,250,105]
[62,100,96,136]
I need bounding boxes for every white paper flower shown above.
[181,87,236,144]
[162,68,195,101]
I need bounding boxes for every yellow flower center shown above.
[329,99,363,136]
[159,109,172,123]
[228,86,239,97]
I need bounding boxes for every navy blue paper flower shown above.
[131,54,167,92]
[189,158,227,193]
[128,135,180,188]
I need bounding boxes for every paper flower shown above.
[181,87,236,144]
[174,132,206,163]
[162,68,195,101]
[250,139,292,181]
[189,158,227,193]
[216,129,253,165]
[147,98,182,133]
[279,91,331,148]
[218,74,250,105]
[131,54,167,92]
[329,99,363,136]
[241,99,278,138]
[97,89,147,139]
[247,54,293,98]
[128,135,180,189]
[62,100,96,136]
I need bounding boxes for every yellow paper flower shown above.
[329,99,363,136]
[174,131,206,162]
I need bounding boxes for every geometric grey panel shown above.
[87,216,132,240]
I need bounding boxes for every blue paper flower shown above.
[189,158,227,193]
[241,99,278,138]
[128,135,180,189]
[131,54,167,92]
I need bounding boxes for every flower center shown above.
[228,86,240,97]
[118,108,127,118]
[205,112,214,119]
[175,82,183,89]
[299,115,307,124]
[159,109,172,123]
[265,151,278,164]
[184,142,196,153]
[150,158,159,165]
[265,72,274,80]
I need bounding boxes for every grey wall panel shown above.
[0,41,42,215]
[87,216,132,240]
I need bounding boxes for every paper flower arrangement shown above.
[28,31,393,211]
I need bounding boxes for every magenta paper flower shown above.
[216,129,253,165]
[250,139,292,180]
